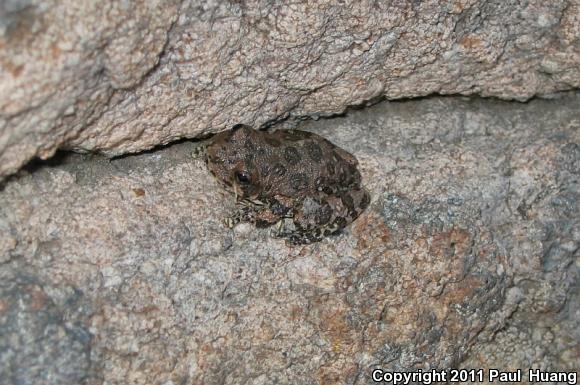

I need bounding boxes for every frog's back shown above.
[254,129,362,199]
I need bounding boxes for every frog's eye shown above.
[235,170,251,185]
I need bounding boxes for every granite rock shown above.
[0,94,577,384]
[0,269,92,384]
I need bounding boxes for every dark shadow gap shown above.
[109,135,211,161]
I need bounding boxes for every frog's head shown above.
[206,125,263,200]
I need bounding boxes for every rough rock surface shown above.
[1,0,579,179]
[0,94,578,384]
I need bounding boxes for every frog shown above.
[203,124,370,245]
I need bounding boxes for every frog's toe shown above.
[270,218,293,236]
[270,219,288,238]
[224,216,237,228]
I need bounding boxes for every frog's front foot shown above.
[224,206,255,228]
[226,204,281,229]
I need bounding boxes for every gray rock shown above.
[0,268,92,385]
[1,0,579,179]
[0,94,577,384]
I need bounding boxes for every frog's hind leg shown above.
[225,201,280,229]
[273,228,325,245]
[319,217,348,237]
[287,228,325,245]
[318,188,370,235]
[279,216,348,245]
[271,219,325,245]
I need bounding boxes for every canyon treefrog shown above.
[205,125,370,244]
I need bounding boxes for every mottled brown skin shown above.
[205,125,370,244]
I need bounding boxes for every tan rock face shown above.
[1,0,579,180]
[0,95,578,384]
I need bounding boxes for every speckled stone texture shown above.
[1,0,579,179]
[0,94,578,384]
